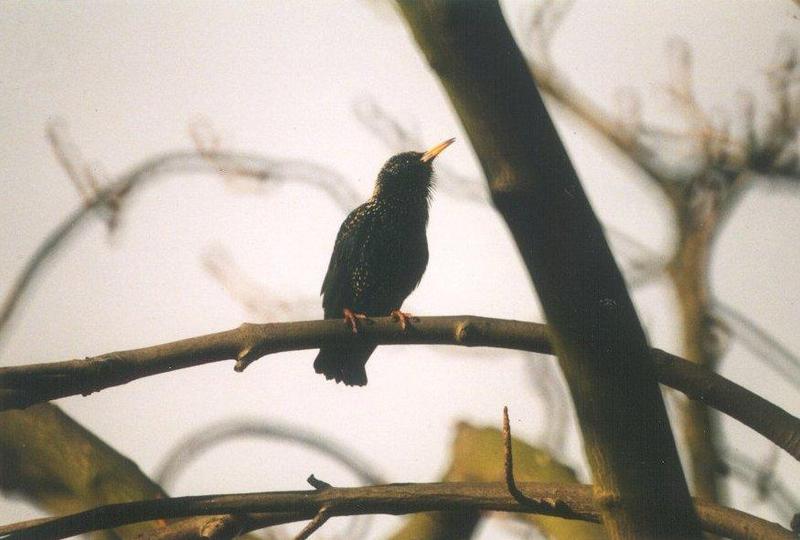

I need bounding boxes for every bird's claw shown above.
[391,309,415,331]
[343,308,368,334]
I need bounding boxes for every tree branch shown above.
[0,403,167,539]
[152,419,383,540]
[396,1,700,536]
[154,419,385,488]
[389,417,604,540]
[0,150,359,346]
[1,315,798,462]
[0,481,793,540]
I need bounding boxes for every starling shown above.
[314,138,455,386]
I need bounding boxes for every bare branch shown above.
[0,149,359,346]
[713,300,800,389]
[201,246,319,322]
[0,481,793,540]
[154,419,385,487]
[46,120,105,205]
[1,315,798,461]
[503,407,539,508]
[724,448,800,523]
[604,225,669,287]
[294,505,331,540]
[526,3,800,191]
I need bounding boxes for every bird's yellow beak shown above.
[420,138,455,163]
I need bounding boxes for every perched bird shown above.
[314,138,455,386]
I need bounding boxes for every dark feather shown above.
[315,149,439,385]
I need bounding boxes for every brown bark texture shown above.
[396,1,701,537]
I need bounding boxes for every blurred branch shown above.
[1,480,794,540]
[201,246,319,322]
[603,225,669,287]
[0,143,359,347]
[524,355,572,455]
[526,3,800,193]
[353,97,487,203]
[46,120,108,209]
[713,300,800,388]
[2,315,798,461]
[152,419,383,540]
[724,448,800,523]
[0,403,167,539]
[390,416,604,540]
[0,405,266,540]
[155,419,385,488]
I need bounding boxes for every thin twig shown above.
[502,406,583,527]
[294,505,332,540]
[201,246,319,322]
[503,406,533,506]
[307,475,333,491]
[155,421,384,488]
[526,3,800,188]
[723,448,799,523]
[713,300,800,388]
[46,120,97,204]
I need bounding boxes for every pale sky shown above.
[1,1,798,538]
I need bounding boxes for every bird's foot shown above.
[343,308,368,334]
[390,309,415,331]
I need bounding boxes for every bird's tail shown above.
[314,344,376,386]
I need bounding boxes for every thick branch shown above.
[0,481,792,540]
[1,315,798,462]
[0,403,167,539]
[397,1,699,537]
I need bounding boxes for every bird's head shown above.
[374,138,455,199]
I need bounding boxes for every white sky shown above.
[1,1,798,538]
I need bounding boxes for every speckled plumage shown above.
[314,150,440,386]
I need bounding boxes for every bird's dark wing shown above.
[321,203,373,318]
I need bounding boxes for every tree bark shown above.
[396,2,701,537]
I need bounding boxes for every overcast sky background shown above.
[1,1,798,538]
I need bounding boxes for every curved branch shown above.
[724,449,800,522]
[0,150,359,346]
[0,481,793,540]
[155,419,385,487]
[153,420,384,540]
[713,300,800,388]
[1,315,798,461]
